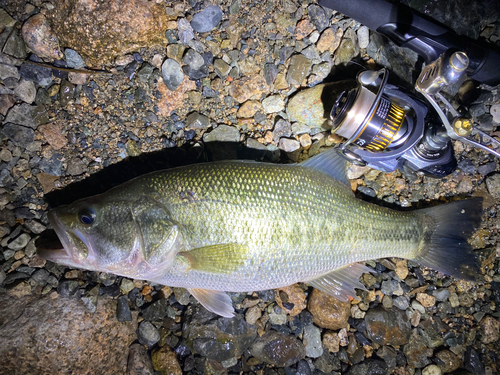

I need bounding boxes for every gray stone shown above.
[3,29,27,59]
[345,359,388,375]
[19,61,52,86]
[262,95,285,113]
[13,79,36,104]
[307,4,329,32]
[393,296,410,310]
[56,280,80,297]
[264,63,279,85]
[312,62,331,80]
[478,162,497,176]
[116,295,132,322]
[81,285,99,313]
[214,59,231,77]
[142,298,169,321]
[191,5,222,33]
[272,118,292,143]
[0,63,20,80]
[292,123,310,135]
[161,58,184,91]
[286,54,312,86]
[301,45,320,61]
[183,49,205,70]
[137,321,160,347]
[186,112,210,130]
[177,18,194,44]
[381,280,404,296]
[65,48,86,69]
[485,173,500,199]
[250,330,305,367]
[31,269,49,286]
[173,287,191,305]
[491,103,500,123]
[39,153,63,176]
[66,157,88,176]
[0,268,5,285]
[120,278,135,295]
[357,26,370,49]
[0,9,16,28]
[246,138,267,150]
[4,103,49,129]
[404,331,431,368]
[335,36,359,65]
[182,64,209,80]
[0,169,14,187]
[303,324,323,358]
[279,138,300,153]
[7,233,30,250]
[137,63,155,83]
[432,289,450,302]
[203,125,240,143]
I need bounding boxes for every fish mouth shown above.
[39,210,95,269]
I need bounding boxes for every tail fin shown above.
[413,198,483,281]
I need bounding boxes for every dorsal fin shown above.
[299,148,351,188]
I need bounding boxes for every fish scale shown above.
[41,149,482,317]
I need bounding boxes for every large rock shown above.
[45,0,175,66]
[0,292,138,374]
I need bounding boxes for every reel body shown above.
[330,69,457,177]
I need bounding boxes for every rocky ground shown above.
[1,0,500,374]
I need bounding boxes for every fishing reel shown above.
[330,50,500,177]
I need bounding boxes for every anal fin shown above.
[181,243,248,274]
[188,288,235,318]
[307,263,373,301]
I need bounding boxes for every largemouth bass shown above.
[39,149,482,317]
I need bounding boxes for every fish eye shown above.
[78,207,96,225]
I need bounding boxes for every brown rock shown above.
[365,307,411,346]
[275,284,307,317]
[435,350,461,373]
[37,172,59,193]
[307,288,350,330]
[0,292,138,374]
[128,343,155,375]
[157,76,196,117]
[295,19,314,40]
[0,94,16,116]
[480,315,500,344]
[5,281,32,298]
[45,0,174,66]
[237,100,262,118]
[38,123,67,150]
[416,292,436,308]
[322,330,341,353]
[21,14,63,60]
[317,27,343,54]
[228,74,270,103]
[152,345,182,375]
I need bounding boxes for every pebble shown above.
[485,173,500,199]
[137,321,160,347]
[116,295,132,322]
[381,280,404,296]
[21,14,63,59]
[345,359,388,375]
[307,4,329,32]
[191,5,222,33]
[422,364,442,375]
[416,293,436,308]
[303,324,323,358]
[7,233,30,250]
[464,347,485,375]
[295,19,314,40]
[0,94,16,115]
[128,343,155,375]
[237,100,262,118]
[161,58,184,91]
[435,350,461,373]
[279,138,300,154]
[275,284,307,316]
[152,345,182,375]
[19,60,52,86]
[262,95,285,113]
[64,48,86,69]
[5,103,48,129]
[479,315,500,344]
[286,54,312,86]
[357,26,370,49]
[31,269,49,286]
[59,80,76,106]
[364,307,411,346]
[183,49,205,70]
[120,278,135,295]
[491,103,500,123]
[177,18,195,44]
[185,112,210,130]
[13,79,36,104]
[81,285,99,313]
[317,27,343,54]
[214,58,231,77]
[307,289,350,330]
[404,331,430,368]
[245,305,261,325]
[250,330,305,367]
[228,74,269,103]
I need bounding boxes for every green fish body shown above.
[40,149,481,317]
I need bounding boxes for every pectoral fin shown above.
[181,243,249,274]
[307,263,373,301]
[188,288,235,318]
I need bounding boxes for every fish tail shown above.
[412,197,483,280]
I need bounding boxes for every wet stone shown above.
[250,330,305,367]
[308,289,350,330]
[191,5,222,33]
[138,321,160,347]
[186,112,210,130]
[59,80,76,106]
[152,345,182,375]
[464,347,485,375]
[203,125,240,143]
[404,331,430,368]
[128,343,155,375]
[183,310,257,363]
[116,295,132,322]
[365,307,411,346]
[57,280,80,297]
